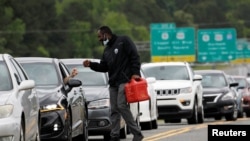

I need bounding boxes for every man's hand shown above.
[83,60,90,67]
[131,74,141,81]
[70,68,78,77]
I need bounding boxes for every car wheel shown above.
[20,119,25,141]
[198,105,204,123]
[151,119,158,129]
[140,121,152,130]
[225,103,238,121]
[245,111,250,117]
[187,100,198,124]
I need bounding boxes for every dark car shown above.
[16,57,88,141]
[194,70,238,121]
[61,58,127,140]
[231,75,250,117]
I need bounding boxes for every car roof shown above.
[15,57,57,63]
[0,53,13,61]
[231,75,247,78]
[141,62,189,67]
[194,69,225,74]
[61,58,100,64]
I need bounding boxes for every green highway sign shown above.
[232,39,250,63]
[197,28,237,63]
[150,24,195,62]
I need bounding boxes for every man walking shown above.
[83,26,144,141]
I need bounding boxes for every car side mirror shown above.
[68,78,82,87]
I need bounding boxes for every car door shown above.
[9,57,39,140]
[59,62,85,131]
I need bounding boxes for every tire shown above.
[187,100,198,124]
[245,111,250,117]
[151,120,158,129]
[198,105,204,123]
[140,121,152,130]
[225,103,238,121]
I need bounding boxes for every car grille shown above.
[203,94,220,103]
[156,89,180,96]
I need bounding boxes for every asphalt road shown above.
[85,117,250,141]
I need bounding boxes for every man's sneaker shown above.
[133,133,144,141]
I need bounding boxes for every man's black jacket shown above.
[89,34,141,87]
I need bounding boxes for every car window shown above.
[66,64,108,86]
[0,61,13,91]
[200,73,227,88]
[234,78,247,88]
[21,63,59,86]
[10,58,28,81]
[142,65,189,80]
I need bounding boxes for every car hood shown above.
[83,86,109,102]
[153,80,192,89]
[35,86,63,106]
[202,87,229,95]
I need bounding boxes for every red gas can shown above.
[125,78,150,103]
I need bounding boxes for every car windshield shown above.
[21,63,59,86]
[200,73,227,88]
[66,64,108,86]
[0,61,13,91]
[142,65,189,80]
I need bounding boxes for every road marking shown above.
[143,118,248,141]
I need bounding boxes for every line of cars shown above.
[2,53,249,141]
[0,54,159,141]
[140,61,250,124]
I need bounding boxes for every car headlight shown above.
[0,105,13,118]
[40,103,64,112]
[180,87,192,93]
[88,99,110,109]
[221,92,234,101]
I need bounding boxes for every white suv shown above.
[141,62,204,124]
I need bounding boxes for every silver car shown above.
[0,54,40,141]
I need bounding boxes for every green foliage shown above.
[1,0,250,62]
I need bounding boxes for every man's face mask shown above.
[103,34,109,46]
